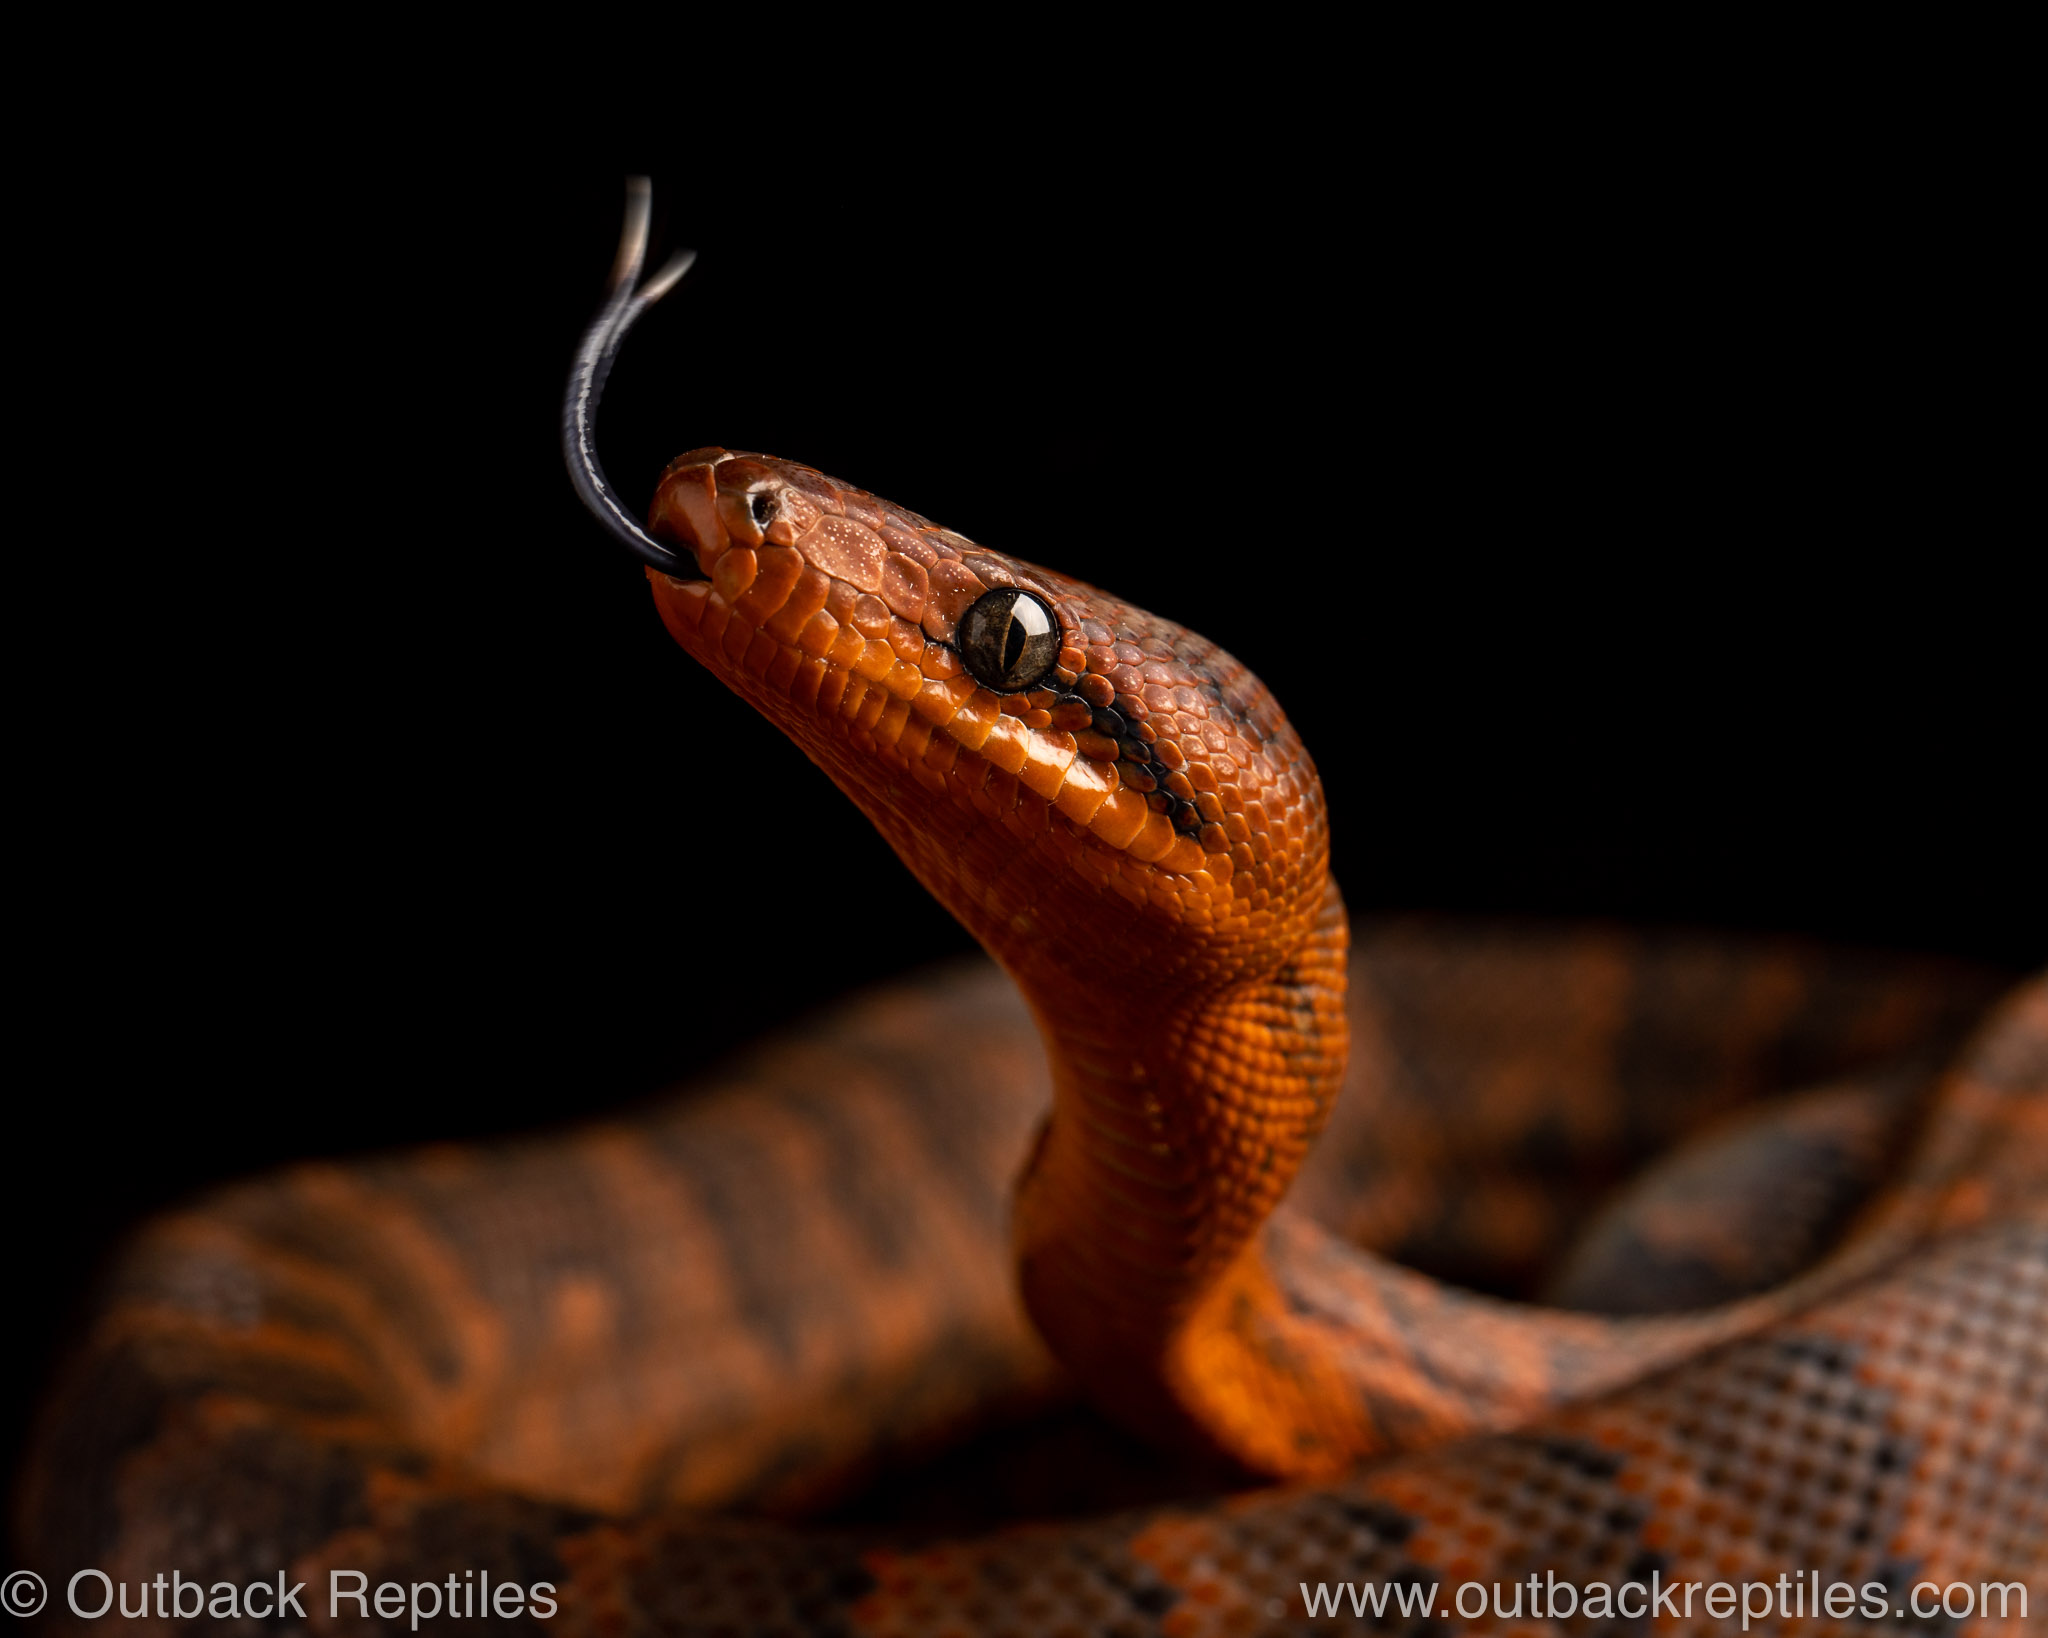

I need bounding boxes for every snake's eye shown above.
[958,587,1061,693]
[750,492,776,527]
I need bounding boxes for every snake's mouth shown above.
[642,453,734,579]
[646,548,709,583]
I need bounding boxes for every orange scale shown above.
[874,698,911,749]
[1072,673,1114,709]
[947,692,999,750]
[761,565,815,638]
[718,612,753,663]
[730,549,793,622]
[801,516,888,593]
[876,523,932,563]
[878,552,929,621]
[739,628,779,678]
[1126,811,1179,864]
[691,591,733,647]
[790,655,827,709]
[1054,773,1113,828]
[764,643,802,693]
[1106,874,1148,911]
[1018,734,1077,801]
[650,575,709,634]
[854,638,898,683]
[909,673,970,727]
[822,579,863,627]
[982,715,1031,776]
[823,623,866,670]
[882,658,927,702]
[1068,858,1110,895]
[793,608,838,658]
[886,617,925,663]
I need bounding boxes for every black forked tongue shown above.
[562,178,699,575]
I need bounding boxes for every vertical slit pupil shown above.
[960,586,1058,692]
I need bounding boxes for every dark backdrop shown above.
[9,147,2037,1509]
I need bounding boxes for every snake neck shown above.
[1011,877,1351,1466]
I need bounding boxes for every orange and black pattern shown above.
[17,452,2043,1634]
[17,939,2044,1634]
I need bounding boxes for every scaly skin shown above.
[16,451,2043,1635]
[644,447,1350,1471]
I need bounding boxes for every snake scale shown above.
[17,187,2044,1634]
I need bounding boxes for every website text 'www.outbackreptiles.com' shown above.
[1296,1570,2029,1627]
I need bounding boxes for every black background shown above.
[8,126,2038,1514]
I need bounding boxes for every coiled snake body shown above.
[19,193,2045,1633]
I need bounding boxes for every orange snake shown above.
[16,183,2044,1634]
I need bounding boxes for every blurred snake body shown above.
[19,192,2044,1633]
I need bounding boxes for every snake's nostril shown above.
[750,492,776,528]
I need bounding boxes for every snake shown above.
[18,183,2044,1634]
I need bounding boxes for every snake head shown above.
[644,449,1335,1006]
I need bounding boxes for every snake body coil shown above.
[17,190,2044,1634]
